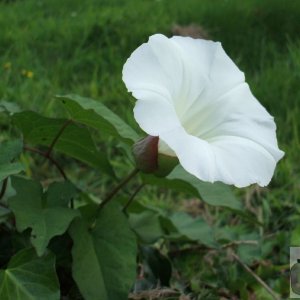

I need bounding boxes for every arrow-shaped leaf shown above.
[13,111,114,177]
[9,177,79,256]
[0,140,24,181]
[143,165,243,211]
[70,202,137,300]
[0,248,60,300]
[57,94,140,144]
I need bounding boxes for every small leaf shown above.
[9,177,79,256]
[140,246,172,287]
[214,225,244,243]
[253,285,279,300]
[237,242,261,265]
[57,94,140,144]
[129,210,163,244]
[168,212,215,247]
[0,140,24,181]
[143,165,242,211]
[0,162,24,182]
[0,139,23,164]
[0,100,21,114]
[0,248,60,300]
[237,233,260,264]
[13,111,114,177]
[46,180,78,207]
[69,202,137,300]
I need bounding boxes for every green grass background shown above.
[0,0,300,297]
[1,0,299,200]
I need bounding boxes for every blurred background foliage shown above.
[1,0,300,299]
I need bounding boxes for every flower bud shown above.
[132,135,178,177]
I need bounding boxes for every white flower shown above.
[122,34,284,187]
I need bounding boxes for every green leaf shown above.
[56,94,139,144]
[214,225,245,243]
[168,212,216,247]
[129,210,163,244]
[143,165,242,211]
[291,225,300,245]
[140,246,172,287]
[0,206,11,224]
[253,285,279,300]
[0,101,21,114]
[13,111,114,177]
[9,177,79,256]
[237,233,260,264]
[69,202,137,300]
[0,163,24,182]
[0,139,23,165]
[0,248,60,300]
[0,140,24,181]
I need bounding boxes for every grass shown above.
[1,0,300,298]
[1,0,299,201]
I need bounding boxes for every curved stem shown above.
[0,178,8,200]
[98,168,139,211]
[230,251,280,300]
[122,183,145,213]
[24,145,67,180]
[45,119,72,158]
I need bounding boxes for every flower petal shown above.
[160,127,281,187]
[209,136,279,187]
[170,36,245,118]
[203,84,284,160]
[122,34,183,106]
[182,83,283,160]
[160,127,216,182]
[133,90,181,136]
[123,34,223,113]
[123,34,284,187]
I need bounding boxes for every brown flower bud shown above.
[132,135,178,177]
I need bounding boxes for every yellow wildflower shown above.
[26,71,34,78]
[21,69,34,78]
[3,62,11,70]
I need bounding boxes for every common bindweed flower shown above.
[123,34,284,187]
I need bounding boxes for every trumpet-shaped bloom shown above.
[122,34,284,187]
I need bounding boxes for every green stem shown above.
[122,183,145,213]
[230,251,280,300]
[98,168,139,211]
[24,145,67,180]
[45,119,72,158]
[0,178,8,200]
